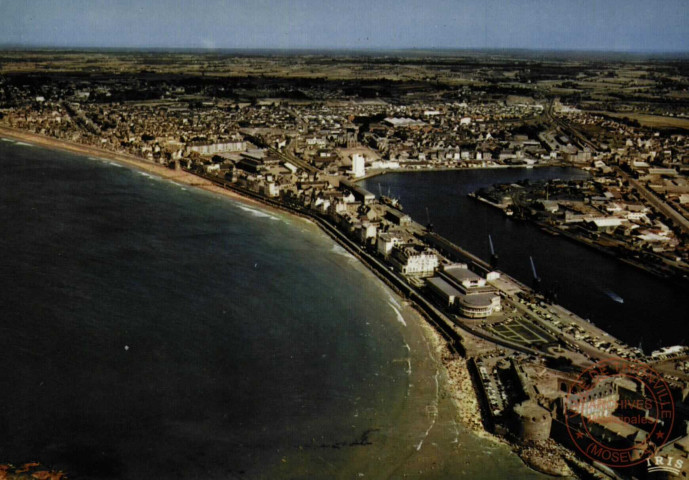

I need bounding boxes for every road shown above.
[618,168,689,235]
[240,129,319,174]
[542,99,599,153]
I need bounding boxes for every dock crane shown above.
[530,256,558,302]
[488,234,499,269]
[530,256,542,293]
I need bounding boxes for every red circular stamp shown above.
[564,359,674,468]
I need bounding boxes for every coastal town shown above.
[2,51,689,479]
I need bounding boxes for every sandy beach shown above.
[0,127,278,214]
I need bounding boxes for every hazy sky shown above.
[0,0,687,52]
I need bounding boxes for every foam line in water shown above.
[388,295,401,309]
[388,301,407,327]
[415,370,439,451]
[138,171,163,181]
[237,204,280,221]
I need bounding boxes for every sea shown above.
[0,139,549,479]
[363,168,689,351]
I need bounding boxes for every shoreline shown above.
[1,127,520,473]
[0,127,285,216]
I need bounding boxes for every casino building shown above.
[426,263,502,318]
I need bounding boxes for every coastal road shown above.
[197,171,562,357]
[195,170,632,364]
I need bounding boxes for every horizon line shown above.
[1,44,689,57]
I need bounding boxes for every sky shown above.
[0,0,687,52]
